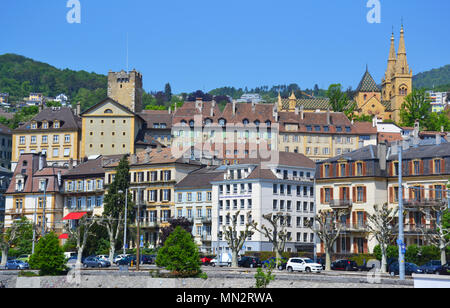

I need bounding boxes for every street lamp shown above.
[397,142,406,280]
[118,189,128,255]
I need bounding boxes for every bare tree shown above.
[64,215,98,267]
[418,200,450,265]
[309,209,347,271]
[98,212,123,263]
[222,211,254,267]
[366,203,398,273]
[252,212,291,269]
[0,222,19,266]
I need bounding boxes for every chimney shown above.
[252,101,256,112]
[69,158,74,170]
[294,106,299,115]
[195,98,203,112]
[377,141,387,171]
[57,170,62,187]
[168,106,172,114]
[300,105,304,120]
[436,134,441,145]
[372,116,378,128]
[327,109,331,125]
[391,142,398,156]
[232,101,236,116]
[39,153,46,171]
[272,105,278,122]
[76,101,81,116]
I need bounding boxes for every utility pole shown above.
[136,187,141,271]
[41,179,48,236]
[32,198,37,254]
[124,188,128,255]
[398,142,406,280]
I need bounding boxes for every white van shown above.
[210,253,232,267]
[64,252,77,259]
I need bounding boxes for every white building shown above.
[427,91,448,113]
[211,152,316,255]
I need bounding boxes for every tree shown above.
[326,84,355,118]
[425,112,450,132]
[164,83,172,102]
[64,214,98,267]
[29,232,66,276]
[159,217,193,247]
[309,209,347,271]
[101,156,134,262]
[251,213,291,269]
[222,211,254,267]
[0,221,20,266]
[399,89,431,128]
[155,226,201,277]
[418,200,450,265]
[366,204,398,272]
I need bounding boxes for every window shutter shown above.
[389,187,393,203]
[339,187,344,201]
[409,212,414,225]
[363,162,367,176]
[320,188,324,204]
[345,164,350,177]
[353,187,357,202]
[421,186,425,200]
[420,161,424,175]
[441,159,446,174]
[337,238,341,253]
[363,187,367,202]
[409,188,413,200]
[363,239,368,254]
[408,161,413,175]
[352,212,356,226]
[352,162,356,176]
[320,165,324,178]
[429,185,434,200]
[389,162,393,176]
[346,187,350,201]
[330,188,334,201]
[430,160,434,174]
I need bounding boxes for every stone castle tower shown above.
[381,25,412,122]
[107,69,143,113]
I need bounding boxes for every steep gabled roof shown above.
[356,69,381,93]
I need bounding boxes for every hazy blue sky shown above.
[1,0,449,93]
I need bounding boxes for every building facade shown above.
[12,107,82,171]
[4,153,66,235]
[0,124,12,170]
[211,152,316,255]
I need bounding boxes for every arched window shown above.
[243,119,249,125]
[219,118,226,127]
[254,120,260,126]
[104,109,113,114]
[189,120,195,128]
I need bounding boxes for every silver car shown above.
[4,260,30,270]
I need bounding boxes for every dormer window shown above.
[243,119,249,125]
[53,121,60,129]
[31,122,37,129]
[42,122,48,129]
[219,118,226,127]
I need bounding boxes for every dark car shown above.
[141,255,154,265]
[437,263,450,276]
[82,257,111,268]
[262,257,288,270]
[238,256,262,268]
[315,257,326,270]
[117,255,137,266]
[388,262,424,276]
[419,260,442,274]
[331,259,359,271]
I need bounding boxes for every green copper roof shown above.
[356,70,381,93]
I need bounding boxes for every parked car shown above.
[141,255,154,265]
[4,260,30,270]
[16,255,31,263]
[200,256,213,265]
[113,254,130,264]
[238,256,262,268]
[315,257,326,270]
[286,258,323,273]
[210,253,232,267]
[419,260,442,274]
[116,255,137,266]
[82,257,111,268]
[96,255,110,262]
[388,262,424,276]
[437,263,450,276]
[262,257,288,270]
[331,259,359,271]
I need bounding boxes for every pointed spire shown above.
[395,24,410,75]
[384,29,397,82]
[289,91,297,100]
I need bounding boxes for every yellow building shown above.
[103,148,205,247]
[381,26,413,122]
[12,107,82,171]
[80,98,145,158]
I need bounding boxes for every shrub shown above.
[254,267,275,288]
[373,245,399,261]
[29,233,67,276]
[155,226,201,277]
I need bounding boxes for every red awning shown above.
[63,212,87,220]
[59,233,69,239]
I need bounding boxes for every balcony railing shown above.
[402,198,447,209]
[403,224,437,233]
[329,200,353,209]
[201,234,212,241]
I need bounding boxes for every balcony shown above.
[402,198,447,209]
[403,224,437,233]
[139,220,159,228]
[329,200,353,209]
[201,234,212,241]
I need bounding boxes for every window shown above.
[273,200,278,210]
[53,148,59,158]
[357,186,365,202]
[19,136,25,145]
[42,122,48,129]
[187,193,192,202]
[197,192,202,202]
[324,188,332,203]
[53,135,59,143]
[31,136,37,144]
[273,184,278,194]
[64,149,70,157]
[42,135,48,144]
[65,135,71,143]
[53,121,60,129]
[207,192,212,202]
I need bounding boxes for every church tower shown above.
[107,69,143,113]
[390,25,413,122]
[381,25,412,123]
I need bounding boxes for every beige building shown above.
[107,70,143,114]
[80,98,145,158]
[12,107,82,171]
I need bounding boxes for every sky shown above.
[1,0,449,94]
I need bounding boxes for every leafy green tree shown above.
[164,83,172,102]
[29,232,67,276]
[155,226,201,277]
[100,156,134,262]
[326,84,355,118]
[425,112,450,132]
[12,217,34,256]
[399,89,431,128]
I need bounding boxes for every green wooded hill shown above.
[413,64,450,91]
[0,53,107,111]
